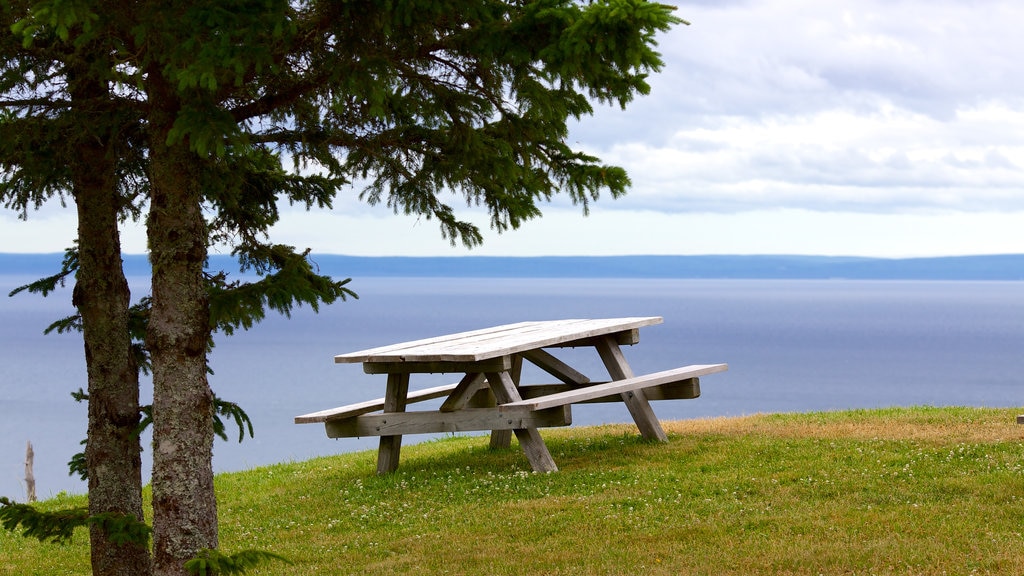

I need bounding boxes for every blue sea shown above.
[2,275,1022,500]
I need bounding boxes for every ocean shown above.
[1,275,1022,500]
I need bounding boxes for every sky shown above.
[3,0,1024,257]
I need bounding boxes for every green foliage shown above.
[87,511,152,548]
[212,397,255,444]
[137,395,256,445]
[66,390,256,481]
[9,0,100,45]
[0,497,88,544]
[209,246,357,338]
[0,497,150,547]
[2,1,684,571]
[6,249,77,298]
[184,548,291,576]
[4,0,683,253]
[67,439,87,481]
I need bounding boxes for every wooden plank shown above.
[300,377,701,428]
[487,370,558,473]
[596,336,666,442]
[545,329,641,348]
[325,406,572,437]
[333,321,540,363]
[488,356,522,450]
[297,371,705,426]
[520,349,590,385]
[517,378,701,403]
[294,382,460,423]
[334,317,663,364]
[362,356,512,374]
[501,364,727,412]
[642,378,700,401]
[439,373,487,412]
[376,373,409,475]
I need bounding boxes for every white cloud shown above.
[660,0,1024,118]
[593,102,1024,213]
[0,211,78,254]
[4,0,1024,258]
[564,0,1024,218]
[265,206,1024,258]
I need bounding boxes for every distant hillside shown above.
[3,253,1024,280]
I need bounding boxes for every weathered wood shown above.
[634,378,701,401]
[1018,415,1024,425]
[335,317,663,364]
[488,427,514,450]
[545,329,642,348]
[517,378,702,403]
[503,366,725,411]
[363,356,513,375]
[325,406,572,437]
[520,349,590,384]
[295,382,460,423]
[24,441,35,503]
[486,371,558,473]
[595,336,667,442]
[377,373,410,475]
[299,376,701,427]
[489,356,522,450]
[299,317,732,475]
[440,373,488,412]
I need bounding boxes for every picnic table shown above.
[295,317,727,474]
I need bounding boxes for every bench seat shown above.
[294,383,460,424]
[296,363,727,430]
[500,364,728,412]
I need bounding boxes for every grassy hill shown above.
[2,407,1023,575]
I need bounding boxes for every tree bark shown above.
[24,441,35,503]
[70,68,152,576]
[146,72,218,576]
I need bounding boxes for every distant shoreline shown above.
[3,253,1024,281]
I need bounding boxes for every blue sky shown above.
[3,0,1024,257]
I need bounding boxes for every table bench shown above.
[295,317,727,474]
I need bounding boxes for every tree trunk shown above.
[146,73,218,576]
[70,70,152,576]
[24,441,35,503]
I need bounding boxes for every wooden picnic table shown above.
[295,317,727,474]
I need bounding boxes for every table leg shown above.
[595,336,668,442]
[489,355,522,450]
[377,372,410,474]
[486,370,558,473]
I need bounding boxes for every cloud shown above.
[5,0,1023,258]
[596,102,1024,212]
[569,0,1024,215]
[660,0,1024,119]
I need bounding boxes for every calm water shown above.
[1,276,1021,499]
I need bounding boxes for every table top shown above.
[335,317,663,364]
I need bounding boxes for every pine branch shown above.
[209,244,357,337]
[185,549,291,576]
[68,391,255,481]
[7,247,77,298]
[0,497,152,547]
[0,497,88,544]
[213,397,254,444]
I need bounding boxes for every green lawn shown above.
[3,406,1023,575]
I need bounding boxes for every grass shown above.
[2,406,1023,575]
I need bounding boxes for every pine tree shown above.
[2,1,682,574]
[1,2,152,573]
